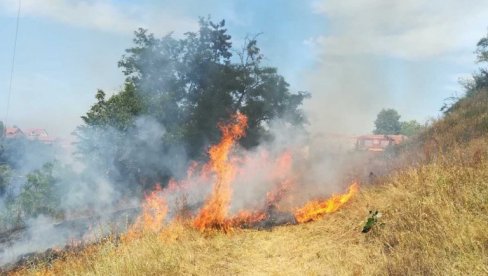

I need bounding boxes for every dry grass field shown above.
[10,153,488,275]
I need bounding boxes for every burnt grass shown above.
[0,207,140,273]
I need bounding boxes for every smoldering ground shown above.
[0,116,188,266]
[0,112,371,267]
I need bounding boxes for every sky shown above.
[0,0,487,138]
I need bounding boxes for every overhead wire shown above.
[5,0,22,127]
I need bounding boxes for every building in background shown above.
[355,135,407,152]
[5,126,25,139]
[3,126,57,145]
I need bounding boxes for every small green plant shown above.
[0,164,12,195]
[362,210,381,233]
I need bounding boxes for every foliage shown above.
[361,210,381,233]
[0,164,12,196]
[373,108,401,135]
[17,162,61,218]
[0,120,4,138]
[77,17,309,189]
[399,120,424,137]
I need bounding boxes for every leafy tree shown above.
[115,18,308,153]
[17,162,61,218]
[373,109,401,135]
[400,120,424,137]
[77,17,309,190]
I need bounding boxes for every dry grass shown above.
[10,155,488,275]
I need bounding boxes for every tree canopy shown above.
[373,109,401,135]
[76,17,309,190]
[399,120,423,137]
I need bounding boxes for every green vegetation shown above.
[373,108,424,136]
[0,164,11,196]
[399,120,424,137]
[0,121,4,138]
[17,162,61,219]
[374,108,401,134]
[0,121,62,228]
[77,17,308,191]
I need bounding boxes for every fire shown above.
[130,184,168,234]
[265,151,294,207]
[130,112,360,235]
[193,112,248,232]
[294,182,359,223]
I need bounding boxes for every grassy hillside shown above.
[422,89,488,149]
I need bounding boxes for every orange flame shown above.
[294,182,359,223]
[229,210,267,227]
[193,112,248,232]
[129,112,360,235]
[265,151,294,207]
[130,184,168,234]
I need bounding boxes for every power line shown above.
[5,0,22,127]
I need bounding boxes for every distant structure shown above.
[5,126,25,139]
[355,134,407,152]
[24,128,57,144]
[3,126,57,144]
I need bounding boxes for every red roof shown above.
[25,128,49,137]
[5,127,24,138]
[4,127,57,144]
[25,128,57,143]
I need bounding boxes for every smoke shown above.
[0,116,189,266]
[150,118,361,224]
[304,0,488,135]
[228,120,359,214]
[0,100,373,268]
[1,3,452,265]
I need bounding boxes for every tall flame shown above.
[193,113,248,232]
[265,151,294,207]
[294,182,359,223]
[140,184,168,232]
[129,112,360,235]
[123,184,168,241]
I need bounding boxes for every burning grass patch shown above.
[9,159,488,275]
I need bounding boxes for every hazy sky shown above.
[0,0,487,137]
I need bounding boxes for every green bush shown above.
[0,164,11,195]
[17,162,62,218]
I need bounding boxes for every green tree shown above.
[400,120,424,137]
[17,162,61,218]
[77,17,309,190]
[115,18,308,153]
[374,109,401,135]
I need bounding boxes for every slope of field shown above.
[11,155,488,275]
